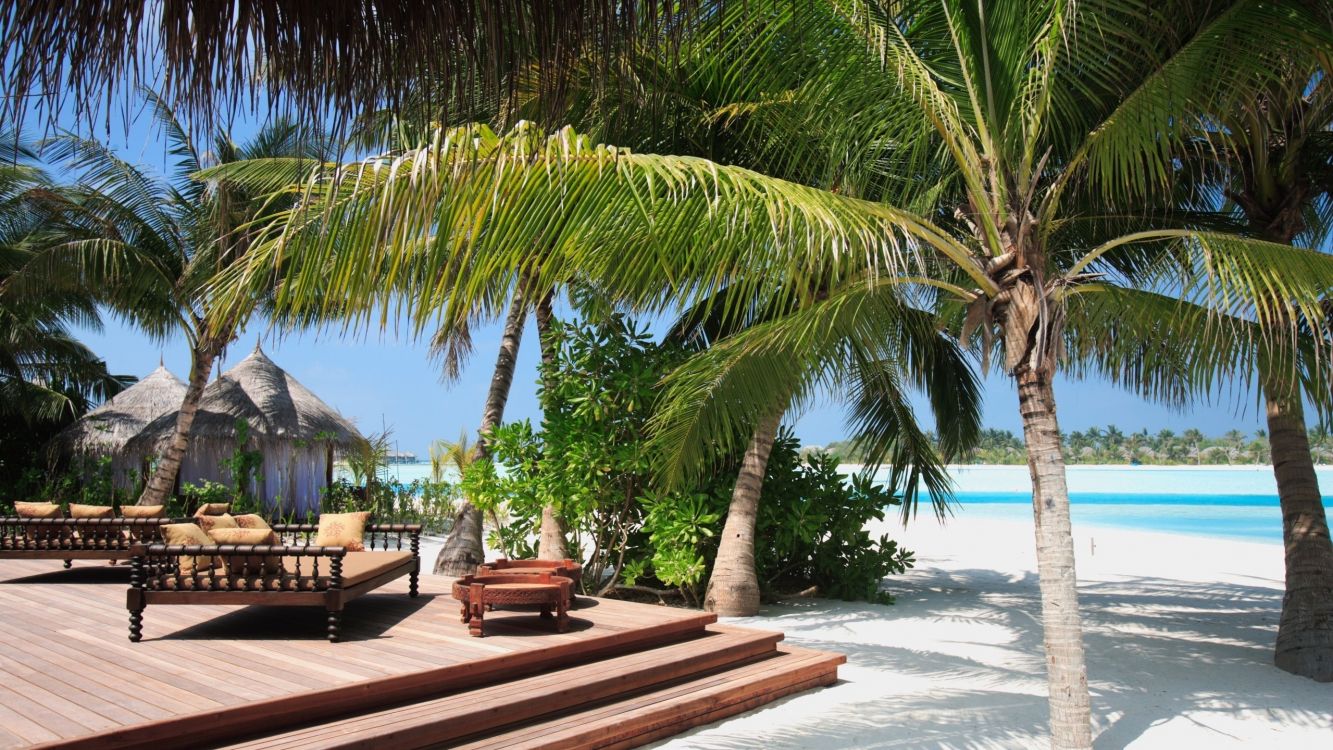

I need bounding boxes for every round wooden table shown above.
[451,572,573,637]
[476,559,582,608]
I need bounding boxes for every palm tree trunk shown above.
[1266,385,1333,681]
[704,409,783,616]
[533,290,569,560]
[433,283,528,576]
[138,342,219,506]
[1016,367,1093,750]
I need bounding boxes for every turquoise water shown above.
[900,466,1328,544]
[363,462,1309,543]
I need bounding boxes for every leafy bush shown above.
[322,477,458,534]
[468,312,914,606]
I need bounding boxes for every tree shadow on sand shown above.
[650,568,1330,749]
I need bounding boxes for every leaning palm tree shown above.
[207,3,1333,746]
[11,94,328,505]
[1187,63,1333,680]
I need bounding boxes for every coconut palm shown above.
[8,94,328,505]
[1183,61,1333,680]
[206,3,1333,746]
[0,136,127,429]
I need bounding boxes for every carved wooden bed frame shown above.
[0,516,182,568]
[127,522,421,642]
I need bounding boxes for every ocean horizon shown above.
[360,462,1318,544]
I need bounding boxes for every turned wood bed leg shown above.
[63,559,72,569]
[326,609,342,642]
[409,567,419,598]
[127,572,145,642]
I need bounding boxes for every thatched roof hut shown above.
[125,346,365,514]
[53,364,187,487]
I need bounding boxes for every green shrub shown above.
[469,312,914,606]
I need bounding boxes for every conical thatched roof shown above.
[53,365,188,455]
[125,346,364,455]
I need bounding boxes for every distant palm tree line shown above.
[824,425,1333,467]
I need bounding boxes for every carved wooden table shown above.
[451,572,573,637]
[476,558,583,608]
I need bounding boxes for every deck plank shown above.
[0,557,712,747]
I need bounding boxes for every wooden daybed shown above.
[127,522,421,642]
[0,516,180,568]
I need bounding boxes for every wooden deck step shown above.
[453,645,846,750]
[221,626,786,750]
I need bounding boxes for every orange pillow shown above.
[232,513,271,530]
[14,501,61,518]
[314,512,370,551]
[69,503,114,518]
[207,527,281,575]
[119,505,165,518]
[160,523,219,575]
[193,503,232,517]
[13,501,62,541]
[195,514,239,534]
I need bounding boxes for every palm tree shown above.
[665,286,981,615]
[208,3,1333,745]
[12,94,327,505]
[0,135,128,432]
[1188,60,1333,680]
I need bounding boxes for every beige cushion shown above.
[14,501,61,518]
[119,505,165,518]
[160,523,219,575]
[69,503,114,519]
[208,527,281,574]
[13,501,63,541]
[153,551,413,592]
[232,513,271,530]
[193,503,232,517]
[315,512,370,551]
[195,514,239,534]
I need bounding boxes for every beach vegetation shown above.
[825,424,1297,466]
[464,313,916,605]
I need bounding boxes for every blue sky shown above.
[56,101,1270,457]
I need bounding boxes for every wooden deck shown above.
[0,558,843,749]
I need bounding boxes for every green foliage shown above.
[181,479,234,515]
[469,313,914,605]
[322,477,458,534]
[757,444,913,604]
[218,420,264,505]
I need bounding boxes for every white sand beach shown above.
[649,513,1333,749]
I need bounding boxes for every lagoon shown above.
[367,462,1322,543]
[901,464,1333,543]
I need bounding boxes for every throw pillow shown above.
[14,501,61,518]
[314,512,370,551]
[193,503,232,517]
[207,527,281,575]
[119,505,165,518]
[160,523,219,576]
[68,503,114,518]
[195,514,239,534]
[232,513,271,530]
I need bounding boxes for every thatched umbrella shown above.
[125,345,365,513]
[52,364,188,488]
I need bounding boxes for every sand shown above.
[649,514,1333,749]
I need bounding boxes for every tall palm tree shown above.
[12,94,328,505]
[208,3,1333,746]
[1189,62,1333,680]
